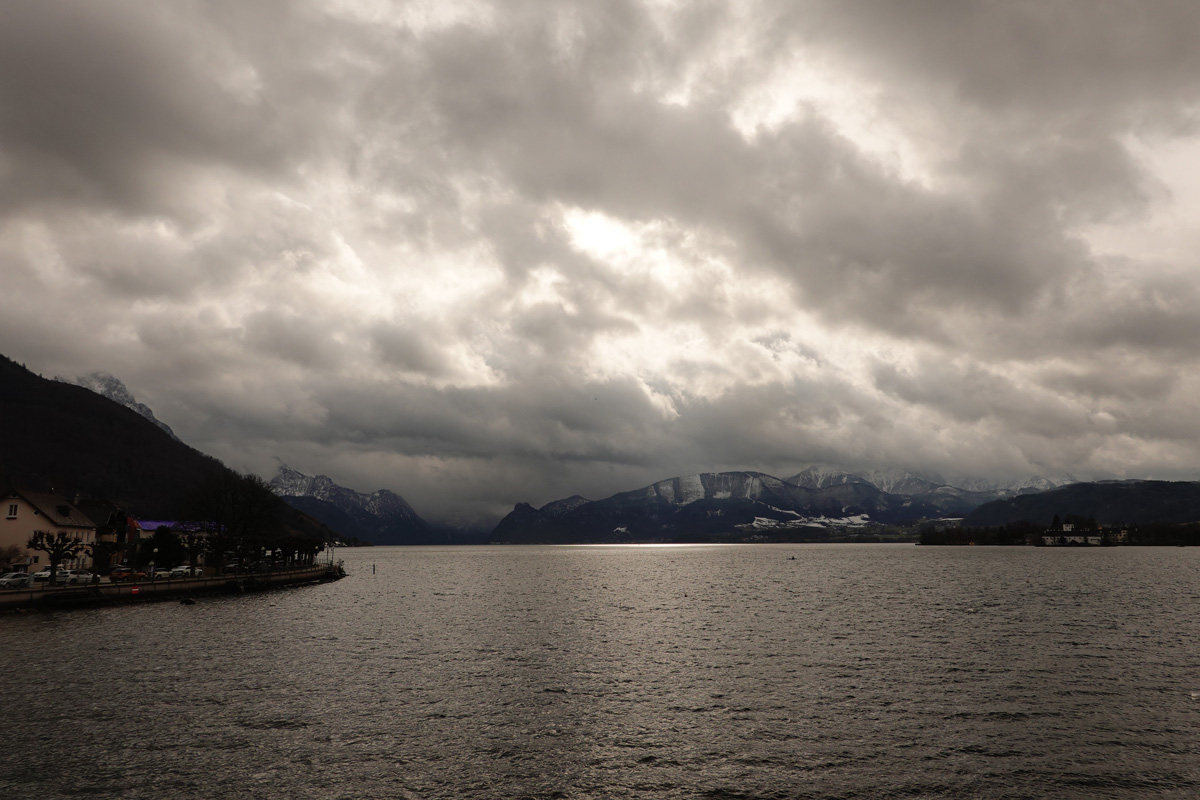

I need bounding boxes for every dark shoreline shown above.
[0,563,345,612]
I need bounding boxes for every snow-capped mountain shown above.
[784,465,872,490]
[785,465,975,510]
[269,463,435,545]
[854,468,948,496]
[490,470,952,543]
[786,465,951,495]
[787,465,1075,500]
[64,372,179,441]
[944,474,1077,496]
[539,495,591,518]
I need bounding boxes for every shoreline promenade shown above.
[0,563,344,611]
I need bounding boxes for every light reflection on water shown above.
[2,543,1200,799]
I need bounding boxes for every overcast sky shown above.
[5,1,1200,524]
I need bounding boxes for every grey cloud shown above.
[242,308,343,369]
[871,356,1137,446]
[368,322,446,376]
[1034,360,1180,405]
[133,314,246,381]
[0,1,307,222]
[8,0,1200,523]
[403,9,1094,345]
[1067,276,1200,355]
[509,302,639,361]
[771,0,1200,133]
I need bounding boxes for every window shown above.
[6,504,16,519]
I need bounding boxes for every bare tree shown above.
[26,531,86,586]
[176,523,207,576]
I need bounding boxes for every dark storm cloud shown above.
[1035,362,1178,406]
[312,370,672,463]
[0,0,298,220]
[369,322,448,376]
[799,0,1200,119]
[1066,275,1200,355]
[243,308,344,369]
[871,358,1088,439]
[671,378,880,465]
[5,0,1200,522]
[400,3,1114,345]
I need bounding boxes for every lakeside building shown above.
[1040,521,1129,547]
[1,489,98,571]
[0,490,159,574]
[2,488,323,579]
[75,499,143,572]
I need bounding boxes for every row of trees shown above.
[25,470,328,585]
[917,522,1041,546]
[1119,521,1200,545]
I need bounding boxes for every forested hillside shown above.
[2,354,244,517]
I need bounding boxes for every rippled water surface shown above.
[3,544,1200,798]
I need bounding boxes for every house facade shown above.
[75,499,143,572]
[1,490,99,571]
[1040,521,1128,547]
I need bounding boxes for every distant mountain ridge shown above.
[783,466,1015,518]
[490,470,955,543]
[948,474,1076,496]
[0,355,229,516]
[18,352,1163,542]
[269,464,439,545]
[62,372,180,441]
[964,480,1200,527]
[490,465,1101,543]
[785,464,1075,499]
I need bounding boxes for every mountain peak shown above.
[64,371,179,441]
[788,463,1075,498]
[786,465,872,490]
[539,495,590,518]
[268,464,433,545]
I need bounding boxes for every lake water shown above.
[3,544,1200,799]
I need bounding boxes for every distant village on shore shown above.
[1,483,325,586]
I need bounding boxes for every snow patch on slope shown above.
[741,512,872,531]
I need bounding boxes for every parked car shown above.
[169,565,199,578]
[108,566,147,582]
[0,572,33,588]
[32,566,67,582]
[62,569,93,585]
